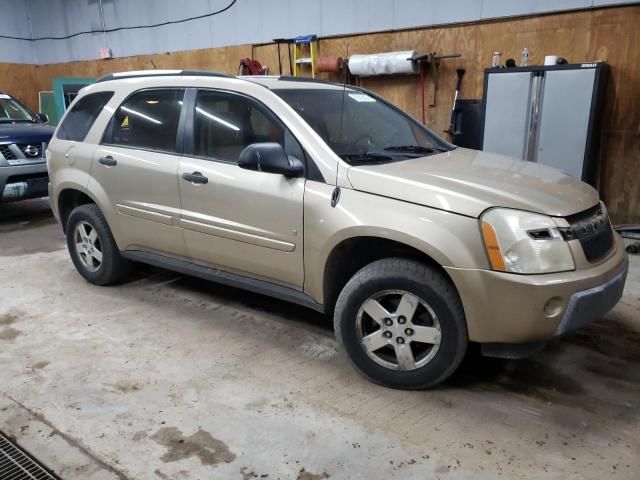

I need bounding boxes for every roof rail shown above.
[277,76,336,85]
[96,70,234,83]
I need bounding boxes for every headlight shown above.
[480,208,575,274]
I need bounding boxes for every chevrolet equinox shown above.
[47,71,628,389]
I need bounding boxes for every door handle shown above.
[182,172,208,184]
[98,156,117,167]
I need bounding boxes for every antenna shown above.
[332,43,349,208]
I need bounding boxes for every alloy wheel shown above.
[73,221,103,272]
[355,289,441,371]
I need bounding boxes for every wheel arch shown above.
[321,232,458,314]
[55,181,116,236]
[57,186,97,233]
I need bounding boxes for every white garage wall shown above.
[0,0,35,63]
[1,0,638,64]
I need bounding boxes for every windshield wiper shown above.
[340,152,396,164]
[384,145,447,154]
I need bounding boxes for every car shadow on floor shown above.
[128,262,332,334]
[448,319,640,422]
[126,260,640,420]
[0,197,54,229]
[0,198,66,255]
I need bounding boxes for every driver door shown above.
[178,89,305,288]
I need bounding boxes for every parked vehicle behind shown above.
[0,91,54,202]
[47,71,628,389]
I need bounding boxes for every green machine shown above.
[38,91,58,126]
[51,77,96,122]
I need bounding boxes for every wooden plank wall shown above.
[1,5,638,223]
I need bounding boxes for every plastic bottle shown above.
[491,52,502,68]
[520,48,529,67]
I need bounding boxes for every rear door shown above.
[177,88,305,288]
[90,88,187,256]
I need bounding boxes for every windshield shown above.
[275,88,453,164]
[0,95,37,123]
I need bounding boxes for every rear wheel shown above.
[66,204,131,285]
[334,258,467,389]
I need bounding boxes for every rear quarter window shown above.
[56,91,114,142]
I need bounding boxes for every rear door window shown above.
[103,89,185,153]
[56,91,114,141]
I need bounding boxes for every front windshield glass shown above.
[275,88,452,164]
[0,95,36,123]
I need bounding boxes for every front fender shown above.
[303,182,489,303]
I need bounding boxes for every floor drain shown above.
[0,430,61,479]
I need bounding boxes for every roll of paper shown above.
[348,51,418,76]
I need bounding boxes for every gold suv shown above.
[47,71,628,389]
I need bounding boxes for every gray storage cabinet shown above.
[481,63,608,184]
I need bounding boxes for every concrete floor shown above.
[1,198,639,480]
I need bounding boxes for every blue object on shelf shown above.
[293,35,317,44]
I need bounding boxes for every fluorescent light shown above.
[196,106,240,131]
[121,106,162,125]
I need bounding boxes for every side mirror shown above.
[37,113,49,123]
[238,142,304,177]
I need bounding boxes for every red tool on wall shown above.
[409,52,461,125]
[239,58,266,75]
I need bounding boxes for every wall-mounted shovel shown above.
[445,68,466,136]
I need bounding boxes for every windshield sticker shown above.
[348,93,376,103]
[0,94,11,99]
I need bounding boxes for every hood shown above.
[346,148,599,218]
[0,122,55,144]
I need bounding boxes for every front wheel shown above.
[334,258,468,390]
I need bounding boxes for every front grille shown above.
[561,203,614,263]
[0,144,16,160]
[0,430,61,480]
[581,227,614,262]
[17,143,43,159]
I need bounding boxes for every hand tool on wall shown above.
[411,52,461,125]
[445,68,466,135]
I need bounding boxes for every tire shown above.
[334,258,468,390]
[65,204,131,285]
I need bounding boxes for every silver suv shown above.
[47,71,628,389]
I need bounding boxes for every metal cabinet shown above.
[481,63,608,184]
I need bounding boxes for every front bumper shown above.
[555,258,627,335]
[0,162,48,201]
[444,233,629,344]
